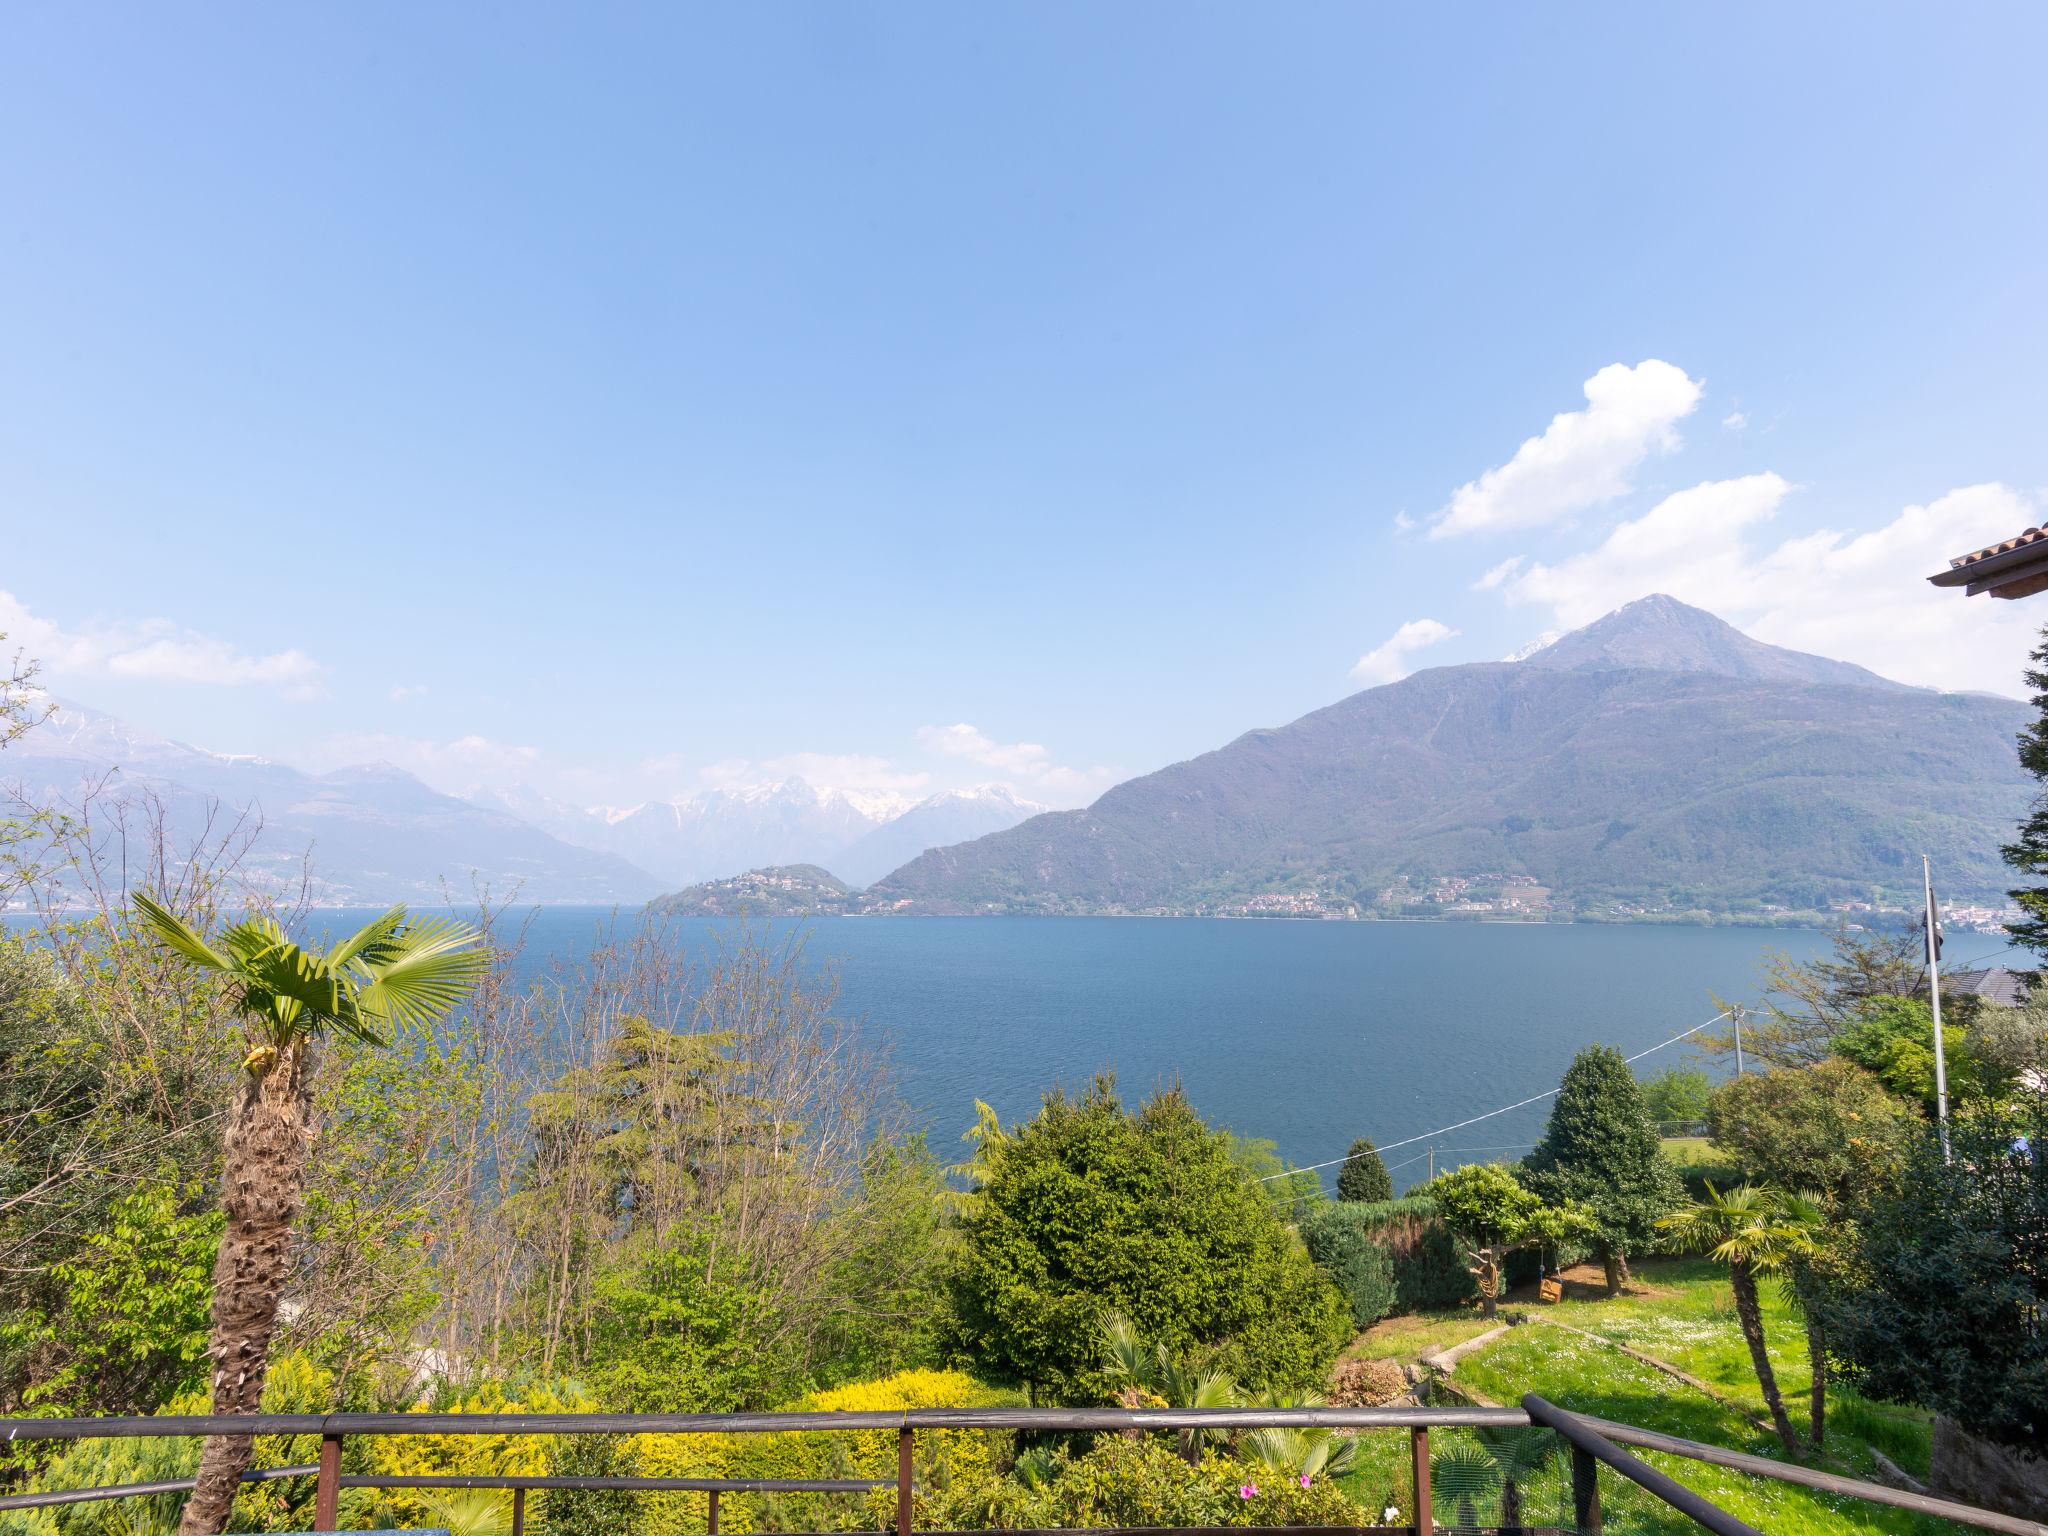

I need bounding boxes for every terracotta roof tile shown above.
[1950,526,2048,570]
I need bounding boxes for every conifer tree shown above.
[1522,1046,1680,1294]
[1336,1137,1393,1203]
[2003,625,2048,959]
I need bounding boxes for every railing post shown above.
[510,1486,527,1536]
[708,1487,721,1534]
[314,1431,343,1530]
[1571,1444,1602,1534]
[896,1426,913,1536]
[1410,1425,1432,1536]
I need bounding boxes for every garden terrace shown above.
[3,1398,2040,1536]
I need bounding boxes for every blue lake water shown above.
[24,907,2007,1193]
[443,912,1982,1192]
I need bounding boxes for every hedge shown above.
[1297,1198,1474,1320]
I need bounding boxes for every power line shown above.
[1258,1007,1734,1182]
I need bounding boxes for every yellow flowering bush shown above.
[634,1369,998,1535]
[353,1379,598,1530]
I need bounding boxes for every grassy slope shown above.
[1339,1258,1959,1535]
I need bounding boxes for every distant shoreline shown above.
[3,902,2015,939]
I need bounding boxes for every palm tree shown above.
[132,895,485,1536]
[1772,1190,1829,1450]
[1656,1182,1815,1458]
[1428,1442,1497,1534]
[1474,1425,1558,1531]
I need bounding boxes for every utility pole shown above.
[1924,856,1952,1165]
[1732,1006,1746,1077]
[1427,1145,1435,1182]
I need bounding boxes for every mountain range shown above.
[865,596,2037,917]
[8,597,2033,917]
[0,701,1048,904]
[3,700,667,905]
[463,780,1046,888]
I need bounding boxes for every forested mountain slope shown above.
[869,598,2032,916]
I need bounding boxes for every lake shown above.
[439,912,1983,1192]
[23,906,2000,1193]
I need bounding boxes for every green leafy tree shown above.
[1705,926,1924,1069]
[1822,1098,2048,1456]
[1222,1131,1322,1218]
[582,1229,800,1410]
[1706,1059,1912,1200]
[1522,1046,1681,1294]
[947,1076,1349,1400]
[1335,1138,1393,1203]
[131,895,485,1536]
[812,1134,955,1386]
[1424,1162,1588,1319]
[1831,995,1993,1112]
[1658,1183,1819,1456]
[2004,623,2048,959]
[19,1183,221,1415]
[1639,1066,1712,1125]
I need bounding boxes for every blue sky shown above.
[4,3,2045,809]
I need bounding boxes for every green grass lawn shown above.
[1657,1136,1725,1164]
[1341,1311,1500,1365]
[1337,1257,1957,1535]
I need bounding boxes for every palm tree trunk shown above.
[1729,1260,1799,1459]
[1802,1294,1827,1450]
[1500,1473,1522,1530]
[179,1047,313,1536]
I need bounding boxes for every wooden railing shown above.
[1,1399,2040,1536]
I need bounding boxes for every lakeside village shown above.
[735,862,2026,929]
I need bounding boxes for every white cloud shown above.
[1505,473,1793,628]
[1473,556,1525,591]
[388,683,429,702]
[1431,360,1703,538]
[917,723,1052,776]
[1497,477,2042,695]
[693,757,754,789]
[1722,410,1748,430]
[915,722,1119,807]
[1351,618,1459,684]
[0,589,324,698]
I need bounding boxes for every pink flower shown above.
[1298,1474,1312,1488]
[1238,1483,1259,1499]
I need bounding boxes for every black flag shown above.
[1923,896,1943,966]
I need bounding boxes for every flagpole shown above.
[1923,855,1951,1165]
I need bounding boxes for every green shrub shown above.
[922,1435,1365,1531]
[1298,1206,1397,1328]
[947,1077,1350,1398]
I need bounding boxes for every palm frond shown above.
[130,893,233,972]
[240,942,375,1046]
[325,905,408,969]
[1475,1425,1557,1478]
[352,915,487,1031]
[1100,1309,1150,1384]
[1430,1441,1501,1499]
